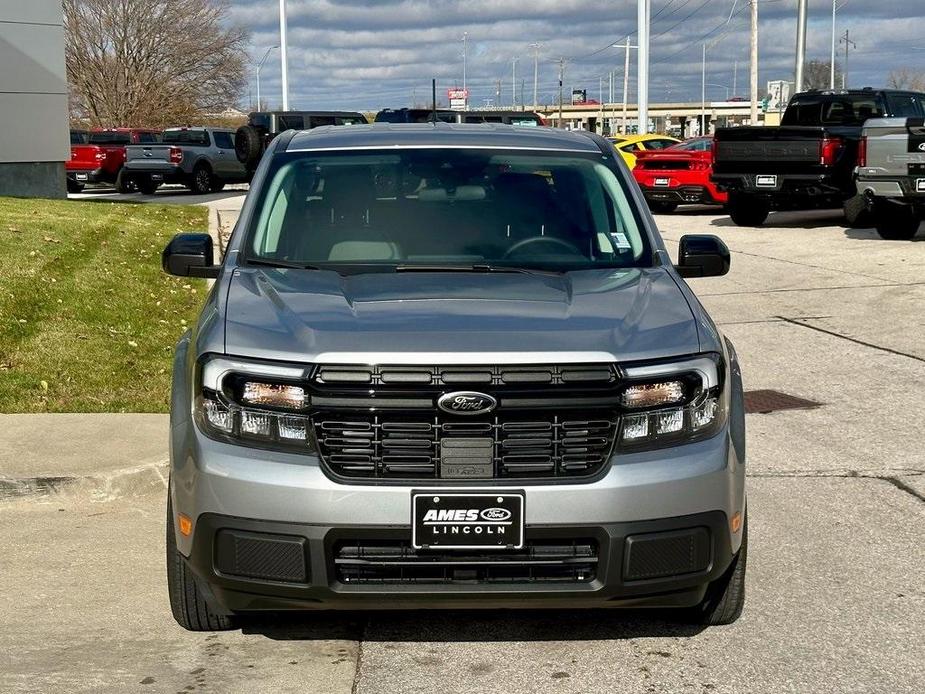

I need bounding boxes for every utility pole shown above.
[621,38,638,134]
[830,0,837,89]
[840,29,856,89]
[495,78,502,108]
[279,0,289,110]
[733,60,738,97]
[637,0,650,135]
[462,31,469,110]
[512,57,519,108]
[795,0,808,93]
[557,57,565,128]
[750,0,758,124]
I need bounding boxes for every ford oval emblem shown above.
[919,142,925,152]
[437,391,497,416]
[481,507,511,521]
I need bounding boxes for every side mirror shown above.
[162,233,220,278]
[675,234,730,278]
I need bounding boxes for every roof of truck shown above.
[285,122,601,153]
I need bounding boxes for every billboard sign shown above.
[448,88,469,110]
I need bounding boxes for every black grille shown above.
[334,540,597,584]
[314,413,617,480]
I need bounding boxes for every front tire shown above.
[209,179,226,193]
[727,194,770,227]
[166,495,236,631]
[874,201,921,240]
[689,514,747,626]
[189,165,213,195]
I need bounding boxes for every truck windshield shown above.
[246,148,649,271]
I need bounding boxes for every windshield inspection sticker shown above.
[610,232,632,250]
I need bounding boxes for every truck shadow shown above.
[242,609,706,642]
[843,227,924,242]
[710,210,848,229]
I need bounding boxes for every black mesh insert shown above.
[215,529,308,583]
[623,527,711,581]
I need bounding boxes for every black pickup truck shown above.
[712,89,925,226]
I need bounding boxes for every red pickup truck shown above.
[632,137,728,213]
[67,128,161,193]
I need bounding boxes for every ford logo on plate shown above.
[481,507,511,521]
[437,391,497,416]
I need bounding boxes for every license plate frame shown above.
[654,177,670,187]
[756,174,778,188]
[916,178,925,193]
[150,174,164,182]
[411,491,525,550]
[74,173,89,182]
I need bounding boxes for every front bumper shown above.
[183,510,734,612]
[170,419,745,611]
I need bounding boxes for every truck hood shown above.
[222,267,700,364]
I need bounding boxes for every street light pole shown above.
[637,0,650,135]
[621,38,637,135]
[462,32,469,110]
[750,0,758,124]
[279,0,289,110]
[830,0,837,89]
[701,43,706,136]
[530,42,540,110]
[512,57,518,108]
[256,45,279,110]
[795,0,808,93]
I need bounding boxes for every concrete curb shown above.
[0,459,168,503]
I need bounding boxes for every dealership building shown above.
[0,0,68,198]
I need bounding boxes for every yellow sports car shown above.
[609,134,681,169]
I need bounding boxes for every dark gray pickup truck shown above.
[712,89,925,226]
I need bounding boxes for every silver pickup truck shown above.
[124,127,249,195]
[856,117,925,239]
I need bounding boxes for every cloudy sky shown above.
[229,0,925,111]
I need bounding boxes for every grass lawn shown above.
[0,197,209,413]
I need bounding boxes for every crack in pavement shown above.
[748,469,925,503]
[698,281,925,297]
[351,616,369,694]
[776,315,925,364]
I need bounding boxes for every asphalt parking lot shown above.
[2,208,923,694]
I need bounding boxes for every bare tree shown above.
[802,60,842,91]
[888,68,925,92]
[64,0,249,127]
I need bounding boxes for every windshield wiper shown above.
[394,263,564,277]
[244,258,325,271]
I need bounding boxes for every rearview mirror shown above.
[162,233,220,278]
[675,235,730,278]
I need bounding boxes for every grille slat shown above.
[335,540,598,584]
[315,414,615,480]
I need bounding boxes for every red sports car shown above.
[632,137,728,213]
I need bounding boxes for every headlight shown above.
[617,355,726,450]
[194,357,315,452]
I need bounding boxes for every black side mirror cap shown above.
[675,234,730,278]
[162,233,220,278]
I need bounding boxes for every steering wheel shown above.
[502,235,584,260]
